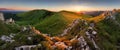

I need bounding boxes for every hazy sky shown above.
[0,0,120,11]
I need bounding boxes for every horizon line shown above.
[0,7,117,12]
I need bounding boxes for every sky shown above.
[0,0,120,12]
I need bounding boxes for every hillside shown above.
[16,10,88,36]
[1,9,120,50]
[96,10,120,50]
[0,20,19,35]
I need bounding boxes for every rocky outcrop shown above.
[5,18,15,24]
[15,45,39,50]
[0,12,4,21]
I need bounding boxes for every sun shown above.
[73,6,82,12]
[73,5,89,12]
[76,8,81,12]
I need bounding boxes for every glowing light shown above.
[72,5,90,12]
[74,6,81,12]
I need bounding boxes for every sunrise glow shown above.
[0,0,120,11]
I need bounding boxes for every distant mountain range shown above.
[0,8,13,10]
[77,11,106,17]
[0,8,26,14]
